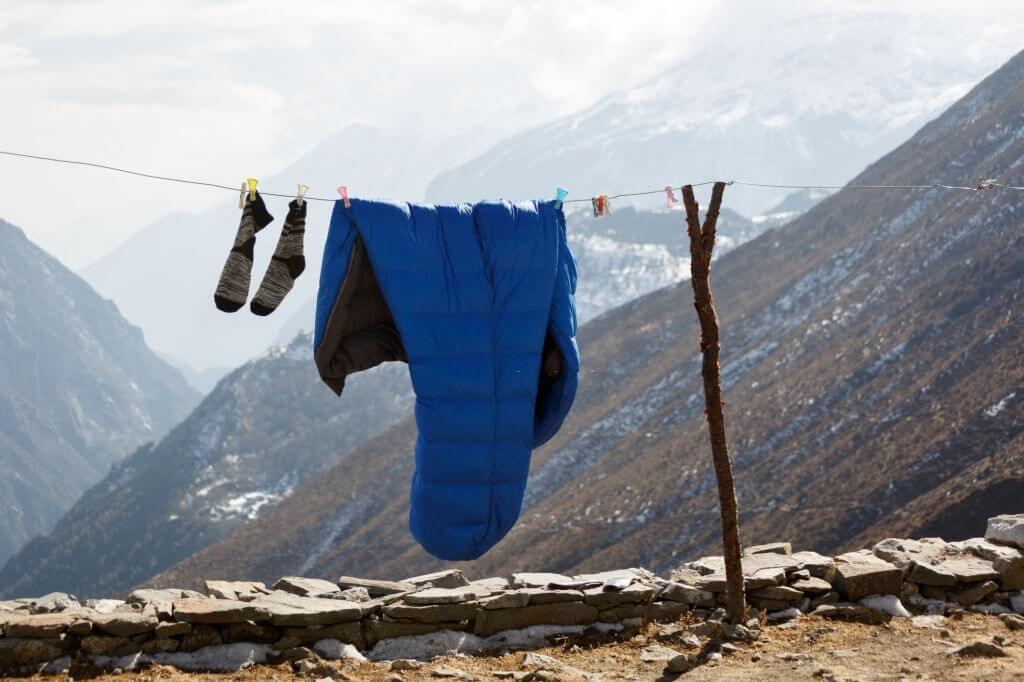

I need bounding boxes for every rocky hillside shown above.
[0,336,413,599]
[0,220,198,566]
[1,516,1023,677]
[155,47,1024,586]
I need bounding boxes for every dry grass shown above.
[17,612,1024,681]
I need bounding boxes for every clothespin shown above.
[337,185,351,208]
[296,183,309,207]
[665,186,679,209]
[246,177,258,202]
[591,194,610,217]
[238,181,247,209]
[977,178,996,190]
[554,187,568,209]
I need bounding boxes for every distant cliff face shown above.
[155,49,1024,584]
[0,220,198,565]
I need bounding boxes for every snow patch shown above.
[366,623,624,662]
[970,603,1009,615]
[85,644,274,673]
[314,639,366,661]
[766,607,801,622]
[212,489,291,521]
[985,392,1016,417]
[860,594,910,618]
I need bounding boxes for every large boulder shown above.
[1,613,75,638]
[680,553,797,589]
[248,593,362,626]
[404,569,470,589]
[952,538,1024,590]
[90,612,159,637]
[336,576,415,597]
[271,577,341,598]
[382,601,478,623]
[790,551,837,581]
[987,515,1024,550]
[833,551,903,601]
[403,585,490,605]
[875,537,1004,587]
[171,598,271,624]
[0,638,66,668]
[473,602,598,637]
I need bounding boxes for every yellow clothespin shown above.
[246,177,258,202]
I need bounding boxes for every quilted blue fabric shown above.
[314,198,579,560]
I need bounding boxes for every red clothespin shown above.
[337,185,351,208]
[665,186,679,208]
[592,194,609,217]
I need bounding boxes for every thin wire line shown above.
[563,182,720,203]
[2,149,1022,205]
[989,180,1024,190]
[0,149,340,202]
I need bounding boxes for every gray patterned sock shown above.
[251,199,306,316]
[214,192,273,312]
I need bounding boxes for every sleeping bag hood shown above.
[313,198,579,561]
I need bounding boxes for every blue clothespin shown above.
[554,187,568,209]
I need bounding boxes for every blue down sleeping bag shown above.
[313,198,579,561]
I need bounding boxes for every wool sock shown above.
[214,192,273,312]
[251,199,307,316]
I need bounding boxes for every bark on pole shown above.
[682,182,746,624]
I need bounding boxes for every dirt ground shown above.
[17,612,1024,681]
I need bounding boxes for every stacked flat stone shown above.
[2,514,1023,674]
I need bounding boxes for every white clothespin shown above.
[297,183,309,207]
[238,181,247,209]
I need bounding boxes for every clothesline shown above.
[2,149,1024,206]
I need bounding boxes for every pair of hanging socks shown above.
[214,192,274,312]
[251,199,307,316]
[214,194,306,314]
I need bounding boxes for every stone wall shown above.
[1,514,1023,674]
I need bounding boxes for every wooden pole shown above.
[682,182,746,624]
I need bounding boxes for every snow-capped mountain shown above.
[426,10,1021,217]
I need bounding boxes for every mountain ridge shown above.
[0,218,198,566]
[425,11,1019,217]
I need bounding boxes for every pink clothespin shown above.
[337,185,351,208]
[664,186,679,208]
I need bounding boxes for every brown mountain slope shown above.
[154,49,1024,589]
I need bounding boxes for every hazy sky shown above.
[2,0,1023,266]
